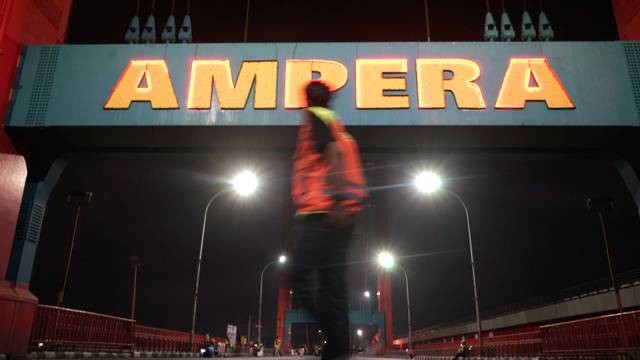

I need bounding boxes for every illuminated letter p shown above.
[284,60,348,109]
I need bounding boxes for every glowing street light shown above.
[357,329,363,337]
[258,254,287,343]
[413,171,483,353]
[414,171,442,194]
[232,170,258,196]
[377,251,395,269]
[376,251,412,353]
[363,290,372,312]
[190,170,259,345]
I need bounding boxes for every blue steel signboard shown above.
[7,42,640,127]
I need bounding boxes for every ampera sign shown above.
[104,58,575,111]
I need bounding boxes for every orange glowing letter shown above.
[104,60,179,109]
[495,58,575,109]
[285,60,348,109]
[416,59,486,109]
[188,60,277,109]
[356,59,409,109]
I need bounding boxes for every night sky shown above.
[28,0,638,344]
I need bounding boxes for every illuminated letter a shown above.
[104,60,179,109]
[495,58,575,109]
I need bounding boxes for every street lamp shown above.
[377,251,394,270]
[376,252,412,353]
[190,170,259,346]
[414,170,483,353]
[232,170,259,197]
[58,191,93,307]
[363,290,372,312]
[258,254,287,343]
[129,256,141,320]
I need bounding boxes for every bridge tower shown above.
[0,1,74,358]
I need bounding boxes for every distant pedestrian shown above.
[274,337,282,357]
[290,81,368,360]
[452,340,471,360]
[218,341,226,358]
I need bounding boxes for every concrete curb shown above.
[29,352,199,359]
[133,352,196,358]
[414,357,541,360]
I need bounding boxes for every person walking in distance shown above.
[290,80,368,360]
[453,340,472,360]
[273,337,282,357]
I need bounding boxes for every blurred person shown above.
[274,337,282,357]
[452,340,471,360]
[290,80,368,360]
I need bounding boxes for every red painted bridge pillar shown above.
[0,0,73,357]
[275,275,291,351]
[612,0,640,40]
[0,0,33,356]
[0,155,32,357]
[377,271,393,351]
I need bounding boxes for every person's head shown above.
[461,340,466,345]
[305,80,332,108]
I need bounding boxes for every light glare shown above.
[364,291,371,298]
[278,255,287,263]
[232,170,258,196]
[414,171,442,194]
[377,251,395,269]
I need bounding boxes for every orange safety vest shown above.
[292,107,367,215]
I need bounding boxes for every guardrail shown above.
[30,305,206,353]
[410,310,640,358]
[406,270,640,339]
[484,331,541,357]
[540,309,640,357]
[30,305,134,351]
[134,325,204,352]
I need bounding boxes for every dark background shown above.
[29,0,639,342]
[66,0,619,44]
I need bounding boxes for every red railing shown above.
[414,341,468,356]
[484,331,541,357]
[410,311,640,358]
[30,305,206,353]
[134,325,205,352]
[540,309,640,356]
[414,338,482,357]
[30,305,134,351]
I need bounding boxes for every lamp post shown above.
[586,198,623,313]
[376,252,412,353]
[58,191,93,307]
[258,254,287,344]
[129,256,141,320]
[190,170,259,346]
[413,171,483,353]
